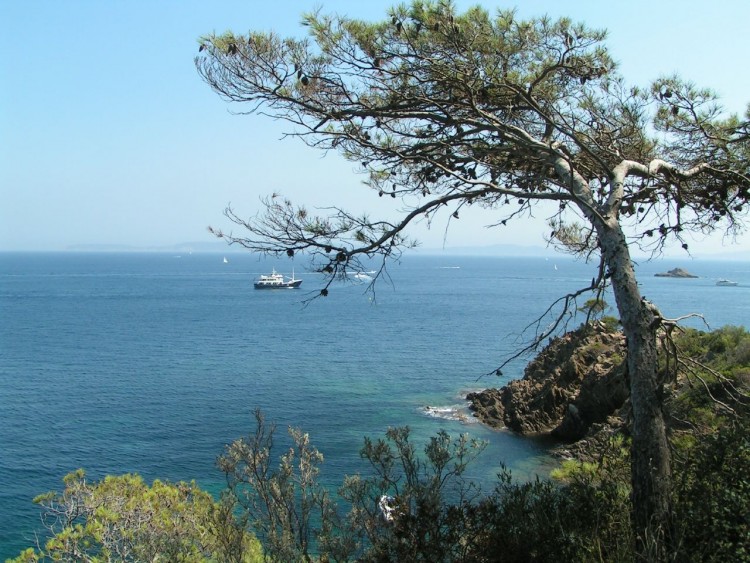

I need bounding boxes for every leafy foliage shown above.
[673,416,750,562]
[10,471,262,563]
[665,325,750,429]
[474,448,632,562]
[217,410,488,561]
[341,426,487,562]
[217,408,346,562]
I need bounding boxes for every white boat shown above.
[223,256,229,264]
[254,269,302,289]
[716,279,738,287]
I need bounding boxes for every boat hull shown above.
[254,279,302,289]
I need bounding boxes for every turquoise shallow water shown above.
[1,251,748,558]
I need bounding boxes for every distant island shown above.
[654,268,698,278]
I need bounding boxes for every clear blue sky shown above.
[1,0,749,255]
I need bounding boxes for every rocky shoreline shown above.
[467,322,630,459]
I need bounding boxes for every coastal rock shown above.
[654,268,698,278]
[467,322,628,442]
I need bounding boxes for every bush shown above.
[673,417,750,562]
[467,437,632,563]
[342,426,487,562]
[218,414,636,562]
[9,470,262,563]
[16,412,750,562]
[218,408,353,562]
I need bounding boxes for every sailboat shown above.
[223,256,229,264]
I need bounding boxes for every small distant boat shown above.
[223,256,229,264]
[254,269,302,289]
[716,279,738,287]
[353,272,373,281]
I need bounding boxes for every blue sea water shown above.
[1,251,748,558]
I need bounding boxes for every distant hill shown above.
[66,241,238,253]
[414,244,750,261]
[63,241,750,261]
[414,243,558,257]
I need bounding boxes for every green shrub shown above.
[9,470,263,563]
[673,417,750,562]
[600,315,622,332]
[342,426,488,562]
[218,408,350,562]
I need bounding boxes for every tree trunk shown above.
[598,221,672,560]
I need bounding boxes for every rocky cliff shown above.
[467,322,629,443]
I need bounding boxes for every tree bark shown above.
[598,220,672,560]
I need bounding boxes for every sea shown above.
[1,251,748,559]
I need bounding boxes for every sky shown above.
[1,0,749,256]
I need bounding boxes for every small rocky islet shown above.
[654,267,698,278]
